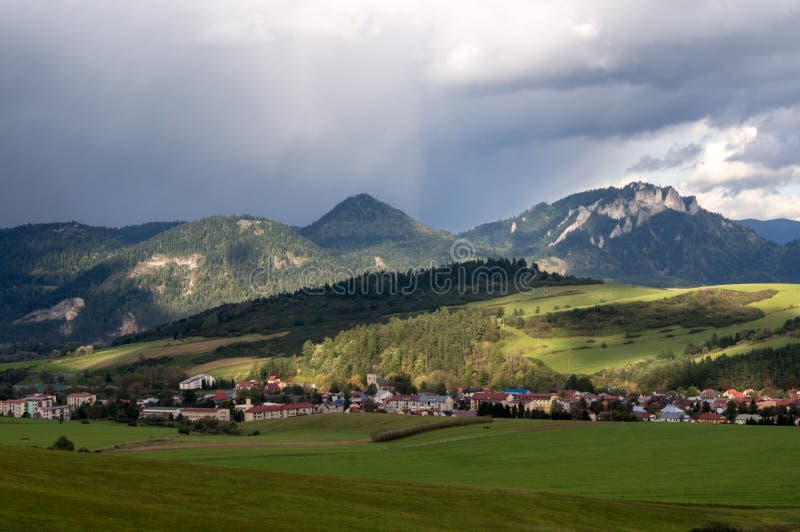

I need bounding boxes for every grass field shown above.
[125,415,800,507]
[0,417,178,450]
[469,283,800,373]
[1,415,799,530]
[6,445,799,531]
[0,413,459,448]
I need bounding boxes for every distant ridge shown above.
[734,218,800,244]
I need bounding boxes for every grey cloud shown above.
[3,2,800,230]
[627,143,703,173]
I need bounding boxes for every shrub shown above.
[370,416,491,442]
[50,435,75,451]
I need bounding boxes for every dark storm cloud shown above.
[3,2,800,230]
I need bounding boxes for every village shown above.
[3,370,800,427]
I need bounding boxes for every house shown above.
[723,388,745,401]
[243,402,313,422]
[315,403,344,414]
[180,407,230,422]
[67,392,96,410]
[524,393,559,414]
[417,394,455,413]
[385,394,419,412]
[203,390,234,404]
[701,388,720,399]
[373,389,394,403]
[235,380,262,392]
[139,407,182,420]
[469,390,511,410]
[658,404,690,422]
[366,372,392,391]
[735,414,762,425]
[179,373,216,391]
[695,412,726,424]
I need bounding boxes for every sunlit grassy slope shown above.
[468,283,800,373]
[1,333,285,379]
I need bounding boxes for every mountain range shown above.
[2,181,800,344]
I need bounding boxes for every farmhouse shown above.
[67,392,96,410]
[179,373,216,391]
[244,402,313,422]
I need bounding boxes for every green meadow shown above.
[469,283,800,373]
[125,415,800,507]
[1,415,799,530]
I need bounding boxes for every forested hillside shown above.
[2,217,339,344]
[126,259,594,355]
[0,221,180,324]
[305,308,564,392]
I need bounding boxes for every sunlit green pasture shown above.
[473,283,800,373]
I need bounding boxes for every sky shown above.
[2,1,800,231]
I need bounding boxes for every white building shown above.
[67,393,96,410]
[179,373,216,391]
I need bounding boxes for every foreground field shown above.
[5,445,798,531]
[2,415,799,530]
[126,415,800,507]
